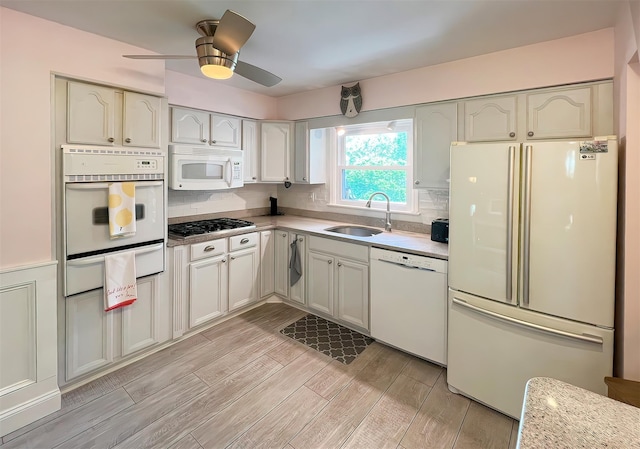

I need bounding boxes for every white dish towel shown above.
[104,251,137,311]
[108,182,136,238]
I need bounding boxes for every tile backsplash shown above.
[167,183,277,218]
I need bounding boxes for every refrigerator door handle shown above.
[452,297,604,345]
[506,146,516,301]
[522,145,533,307]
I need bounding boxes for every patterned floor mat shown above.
[280,314,374,364]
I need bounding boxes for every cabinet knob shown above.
[282,233,287,237]
[201,138,207,143]
[125,138,132,143]
[204,245,215,252]
[509,132,516,138]
[252,177,257,180]
[298,237,303,242]
[285,177,289,181]
[337,262,342,267]
[328,260,332,265]
[528,131,534,137]
[210,140,217,144]
[222,259,227,263]
[414,180,420,185]
[230,256,236,261]
[302,177,307,181]
[108,137,115,143]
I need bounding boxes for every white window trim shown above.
[330,120,417,213]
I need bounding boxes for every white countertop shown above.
[168,215,449,260]
[517,377,640,448]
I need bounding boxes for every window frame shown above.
[331,119,416,213]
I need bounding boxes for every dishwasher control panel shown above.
[371,247,447,273]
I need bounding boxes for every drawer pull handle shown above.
[204,245,216,252]
[240,238,250,244]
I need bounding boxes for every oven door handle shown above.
[66,181,164,190]
[67,243,164,266]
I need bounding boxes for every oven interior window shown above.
[93,205,145,224]
[182,163,223,180]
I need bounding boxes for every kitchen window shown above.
[332,119,415,212]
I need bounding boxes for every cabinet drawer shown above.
[229,232,258,251]
[309,236,369,263]
[191,238,227,261]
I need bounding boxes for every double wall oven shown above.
[62,145,166,297]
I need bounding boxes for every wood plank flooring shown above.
[1,303,520,449]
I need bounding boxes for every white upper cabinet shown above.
[414,102,458,189]
[210,114,242,149]
[242,119,259,183]
[260,121,292,182]
[123,92,162,148]
[294,122,327,184]
[464,95,517,142]
[170,106,241,150]
[171,107,210,145]
[526,86,592,139]
[68,81,161,148]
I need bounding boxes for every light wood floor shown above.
[1,303,519,449]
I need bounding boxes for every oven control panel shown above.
[137,160,158,170]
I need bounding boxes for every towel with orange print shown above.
[108,182,136,238]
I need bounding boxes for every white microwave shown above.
[169,145,244,190]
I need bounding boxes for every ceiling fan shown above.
[123,10,281,87]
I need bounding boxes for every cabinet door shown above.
[67,81,117,145]
[414,102,458,188]
[307,251,334,316]
[464,95,517,142]
[121,275,159,356]
[336,259,369,330]
[294,123,327,184]
[526,87,592,139]
[66,289,114,381]
[189,255,228,328]
[274,230,289,297]
[228,246,259,311]
[211,114,242,149]
[260,230,275,297]
[260,122,292,182]
[294,121,309,183]
[242,119,259,182]
[171,107,210,145]
[289,234,306,305]
[123,92,162,148]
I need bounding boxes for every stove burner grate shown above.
[168,218,255,238]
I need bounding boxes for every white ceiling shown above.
[0,0,622,97]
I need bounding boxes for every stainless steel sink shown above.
[324,225,383,237]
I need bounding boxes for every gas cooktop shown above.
[168,218,256,238]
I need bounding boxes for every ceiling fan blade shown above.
[235,60,282,87]
[211,10,256,55]
[123,55,197,60]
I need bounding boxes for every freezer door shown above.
[449,142,519,304]
[521,140,617,327]
[447,289,613,419]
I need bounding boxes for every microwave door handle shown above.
[225,159,232,187]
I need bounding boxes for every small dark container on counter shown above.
[269,196,278,216]
[431,218,449,243]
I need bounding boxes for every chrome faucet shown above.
[365,192,392,232]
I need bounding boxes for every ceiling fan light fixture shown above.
[196,36,239,80]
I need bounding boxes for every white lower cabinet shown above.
[288,233,306,305]
[307,236,369,331]
[260,230,275,297]
[228,241,259,311]
[273,229,307,305]
[189,254,228,327]
[65,274,162,381]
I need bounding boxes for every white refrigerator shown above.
[447,138,617,419]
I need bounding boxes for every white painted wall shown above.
[277,29,614,120]
[613,0,640,381]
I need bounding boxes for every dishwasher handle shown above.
[375,258,436,272]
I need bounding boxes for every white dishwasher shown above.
[370,247,448,365]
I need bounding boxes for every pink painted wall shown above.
[613,0,640,381]
[277,29,614,120]
[0,8,167,269]
[165,70,277,119]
